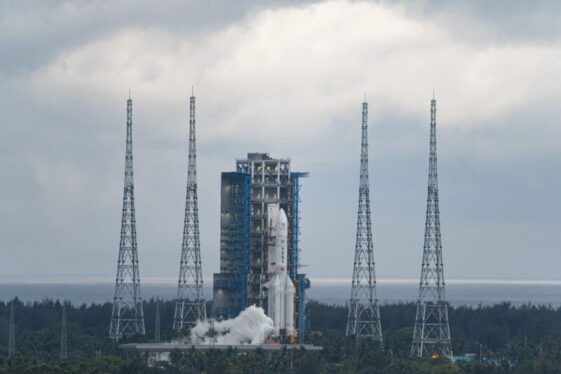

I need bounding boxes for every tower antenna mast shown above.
[410,96,452,359]
[346,100,383,345]
[173,89,207,334]
[109,95,146,339]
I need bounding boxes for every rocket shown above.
[264,205,296,338]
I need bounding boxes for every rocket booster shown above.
[264,206,296,338]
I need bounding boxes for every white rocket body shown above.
[264,205,296,338]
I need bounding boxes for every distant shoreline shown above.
[1,276,561,286]
[1,280,561,307]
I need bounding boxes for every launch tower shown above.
[346,101,383,345]
[173,92,207,333]
[410,97,452,359]
[109,96,146,339]
[213,153,310,338]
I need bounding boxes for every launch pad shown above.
[119,343,322,353]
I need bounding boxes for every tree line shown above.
[1,299,561,372]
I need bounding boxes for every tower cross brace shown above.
[173,93,207,334]
[109,96,146,340]
[346,101,383,345]
[411,97,452,359]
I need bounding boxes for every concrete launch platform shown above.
[120,343,323,353]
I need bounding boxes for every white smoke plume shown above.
[190,305,275,345]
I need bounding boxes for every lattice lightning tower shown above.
[346,101,383,345]
[411,97,452,359]
[173,92,207,333]
[109,96,146,339]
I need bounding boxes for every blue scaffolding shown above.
[236,173,251,314]
[214,166,310,340]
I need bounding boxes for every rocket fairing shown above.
[264,205,296,338]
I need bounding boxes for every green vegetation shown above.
[1,299,561,372]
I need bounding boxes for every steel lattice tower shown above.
[173,92,207,334]
[411,97,452,359]
[109,96,146,340]
[346,101,383,345]
[8,300,15,358]
[60,302,67,360]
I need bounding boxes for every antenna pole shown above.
[109,95,146,340]
[155,300,161,343]
[60,301,68,360]
[173,92,207,334]
[346,100,383,346]
[8,300,15,358]
[410,97,452,359]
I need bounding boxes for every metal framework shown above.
[346,101,383,345]
[8,300,15,358]
[213,155,309,337]
[212,172,251,319]
[173,93,207,333]
[60,302,67,360]
[235,154,291,308]
[109,96,145,340]
[233,176,251,314]
[289,172,310,341]
[411,97,452,359]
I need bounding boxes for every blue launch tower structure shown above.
[213,153,310,339]
[213,172,251,319]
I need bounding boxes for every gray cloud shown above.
[0,0,318,73]
[0,0,560,283]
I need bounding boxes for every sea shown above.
[2,277,561,307]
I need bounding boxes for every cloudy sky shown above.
[1,0,561,283]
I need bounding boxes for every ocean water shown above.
[1,278,561,307]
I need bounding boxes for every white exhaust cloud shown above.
[190,306,275,345]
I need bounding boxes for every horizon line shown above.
[2,276,561,286]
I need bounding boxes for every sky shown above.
[1,0,561,283]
